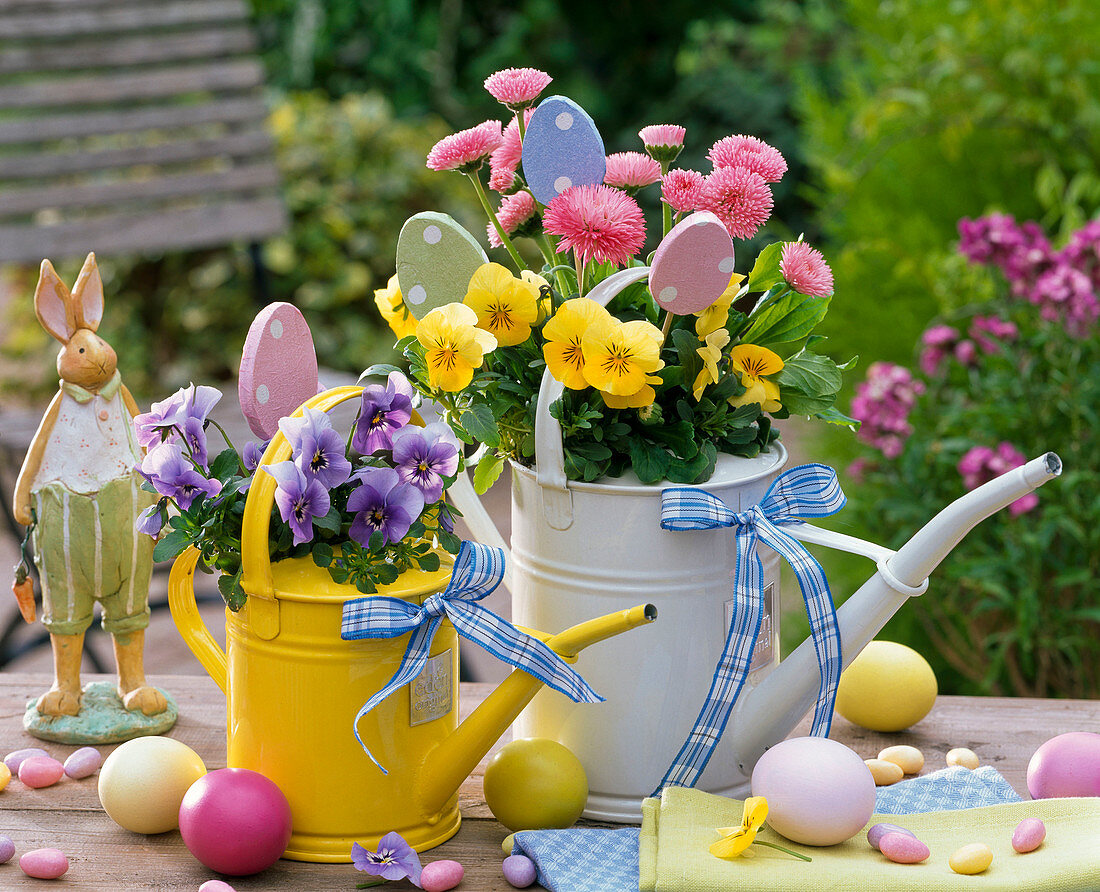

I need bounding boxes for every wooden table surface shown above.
[0,673,1096,890]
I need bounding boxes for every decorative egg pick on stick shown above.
[649,211,737,315]
[521,95,606,205]
[396,212,488,320]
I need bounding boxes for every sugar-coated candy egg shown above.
[98,736,206,834]
[867,823,916,851]
[4,747,49,775]
[420,859,464,892]
[946,747,980,769]
[878,745,924,775]
[501,832,516,857]
[199,881,238,892]
[503,853,537,888]
[865,759,904,785]
[950,842,993,874]
[0,761,10,792]
[19,847,69,879]
[1012,818,1046,853]
[1026,731,1100,798]
[880,831,930,864]
[751,736,876,846]
[0,834,15,863]
[64,746,102,779]
[835,641,937,731]
[19,755,64,788]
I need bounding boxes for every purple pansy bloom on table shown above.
[353,372,414,455]
[263,460,331,545]
[140,442,222,510]
[279,407,352,489]
[351,831,422,887]
[391,422,460,504]
[348,467,425,547]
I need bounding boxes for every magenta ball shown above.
[1026,731,1100,799]
[178,769,292,876]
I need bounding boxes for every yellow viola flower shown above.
[463,262,540,347]
[416,303,498,392]
[602,374,663,409]
[542,298,614,389]
[711,796,770,858]
[695,272,745,337]
[692,328,731,401]
[374,274,418,339]
[521,270,554,323]
[728,344,783,412]
[582,317,665,396]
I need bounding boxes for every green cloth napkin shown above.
[640,787,1100,892]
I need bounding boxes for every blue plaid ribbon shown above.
[341,540,603,772]
[655,463,846,793]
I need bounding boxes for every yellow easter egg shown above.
[0,761,10,791]
[835,640,938,732]
[98,737,206,834]
[484,738,588,832]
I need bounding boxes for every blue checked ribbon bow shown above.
[341,540,603,773]
[655,463,846,793]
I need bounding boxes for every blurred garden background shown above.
[1,0,1097,698]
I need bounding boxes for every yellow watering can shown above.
[168,386,655,862]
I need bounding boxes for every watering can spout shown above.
[419,603,657,816]
[724,451,1062,775]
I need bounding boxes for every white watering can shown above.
[449,266,1063,822]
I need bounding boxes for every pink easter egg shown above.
[19,848,69,879]
[238,302,319,439]
[1026,731,1100,798]
[19,755,65,788]
[649,211,736,314]
[420,859,464,892]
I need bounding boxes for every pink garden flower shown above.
[660,169,705,214]
[699,166,773,240]
[543,183,646,267]
[969,315,1019,353]
[638,124,686,164]
[779,242,834,297]
[957,443,1038,516]
[487,191,537,248]
[919,324,981,376]
[483,68,553,110]
[489,108,534,193]
[603,151,662,194]
[426,120,503,173]
[850,362,925,459]
[708,135,788,183]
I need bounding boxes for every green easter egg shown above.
[396,212,487,319]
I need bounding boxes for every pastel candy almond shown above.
[878,745,924,775]
[521,95,605,204]
[1012,818,1046,853]
[867,822,916,851]
[0,835,14,864]
[879,831,930,864]
[396,212,488,319]
[950,842,993,875]
[649,211,736,314]
[19,755,64,788]
[420,859,464,892]
[64,746,102,779]
[5,747,48,775]
[865,758,904,786]
[199,881,238,892]
[20,848,69,880]
[503,853,537,888]
[238,302,319,439]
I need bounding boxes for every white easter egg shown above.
[751,736,876,846]
[396,212,488,319]
[238,302,319,439]
[649,211,736,314]
[521,96,606,205]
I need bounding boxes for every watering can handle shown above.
[532,266,652,530]
[167,546,228,693]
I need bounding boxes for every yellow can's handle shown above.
[168,546,228,692]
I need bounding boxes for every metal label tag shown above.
[724,582,775,675]
[409,648,453,726]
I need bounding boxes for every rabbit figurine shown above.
[12,254,166,719]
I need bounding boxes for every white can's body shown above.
[511,446,787,822]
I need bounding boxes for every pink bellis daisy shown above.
[426,120,503,173]
[489,108,534,193]
[708,135,788,183]
[603,152,662,195]
[700,166,774,240]
[780,242,834,297]
[488,191,538,248]
[483,67,553,111]
[543,184,647,268]
[661,168,705,214]
[639,124,687,165]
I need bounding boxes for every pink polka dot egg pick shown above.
[649,211,737,315]
[396,212,488,319]
[238,302,319,439]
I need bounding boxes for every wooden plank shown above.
[0,59,264,110]
[0,0,248,40]
[0,196,288,263]
[0,26,257,76]
[0,129,274,180]
[0,161,280,216]
[0,96,268,146]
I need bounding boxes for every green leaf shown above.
[780,391,836,416]
[312,542,334,567]
[354,576,377,594]
[210,448,241,482]
[416,552,441,573]
[814,406,861,428]
[313,506,342,534]
[741,293,831,352]
[460,404,500,447]
[472,452,506,494]
[359,363,403,382]
[437,530,462,554]
[629,439,671,484]
[374,563,401,585]
[666,441,718,484]
[217,569,243,602]
[152,529,190,562]
[368,530,385,553]
[646,420,698,458]
[747,242,785,292]
[776,352,843,397]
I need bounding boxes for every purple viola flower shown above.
[391,422,460,504]
[135,502,167,537]
[278,407,352,489]
[133,383,222,455]
[352,371,414,455]
[348,467,425,547]
[140,442,222,511]
[351,831,422,887]
[242,439,269,473]
[263,461,331,546]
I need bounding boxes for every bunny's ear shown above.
[70,252,104,332]
[34,259,77,343]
